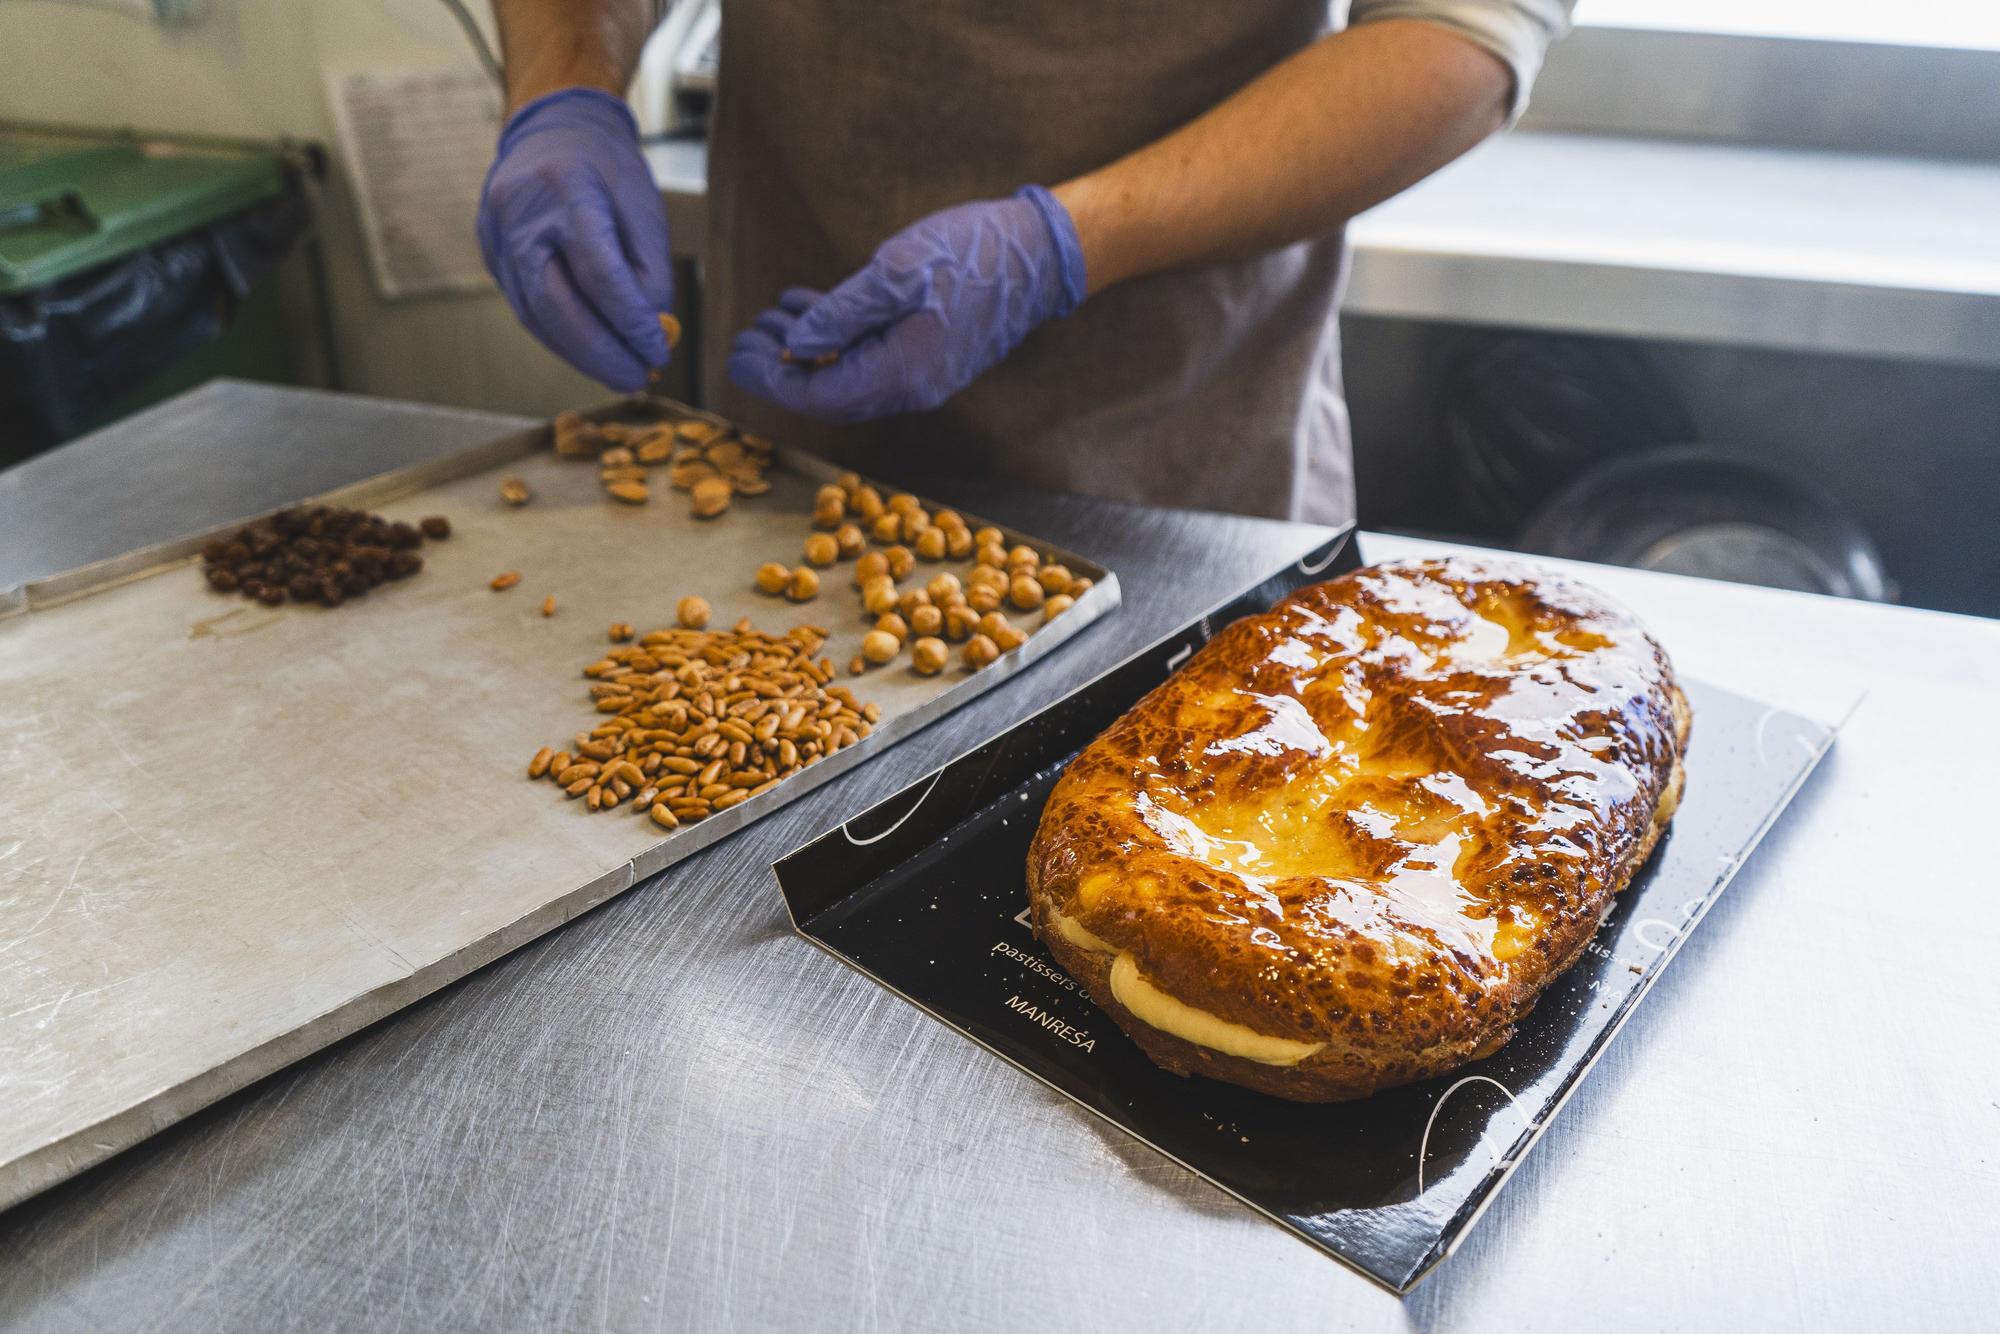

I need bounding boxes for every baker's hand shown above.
[727,186,1086,423]
[477,88,675,392]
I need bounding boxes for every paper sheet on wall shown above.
[325,67,501,300]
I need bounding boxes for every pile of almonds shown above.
[199,506,447,608]
[535,410,773,518]
[752,472,1090,676]
[525,619,877,830]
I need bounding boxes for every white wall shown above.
[0,0,604,417]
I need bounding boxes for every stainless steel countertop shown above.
[3,383,1997,1332]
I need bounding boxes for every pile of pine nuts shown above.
[525,620,877,830]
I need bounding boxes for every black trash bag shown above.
[0,186,308,457]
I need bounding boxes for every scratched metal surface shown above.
[0,388,1116,1210]
[4,386,1998,1332]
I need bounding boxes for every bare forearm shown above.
[491,0,664,114]
[1053,20,1511,294]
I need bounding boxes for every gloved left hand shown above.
[727,185,1087,423]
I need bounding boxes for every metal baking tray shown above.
[775,532,1837,1293]
[0,395,1118,1211]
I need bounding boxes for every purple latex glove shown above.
[477,88,674,392]
[727,186,1086,423]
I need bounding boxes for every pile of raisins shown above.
[200,506,451,608]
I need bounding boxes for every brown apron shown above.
[705,0,1353,526]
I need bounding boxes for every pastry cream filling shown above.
[1108,951,1326,1068]
[1049,907,1115,955]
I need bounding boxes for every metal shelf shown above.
[1347,131,2000,366]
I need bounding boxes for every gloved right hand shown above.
[477,88,675,392]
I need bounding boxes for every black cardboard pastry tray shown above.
[774,532,1836,1293]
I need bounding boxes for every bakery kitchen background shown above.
[0,2,1993,1330]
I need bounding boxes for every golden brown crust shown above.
[1026,558,1690,1102]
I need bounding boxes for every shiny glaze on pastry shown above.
[1027,558,1690,1101]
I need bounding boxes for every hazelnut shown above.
[834,470,863,497]
[885,545,916,580]
[1009,574,1045,611]
[944,604,980,640]
[910,604,943,637]
[1038,564,1074,595]
[870,513,902,544]
[992,622,1027,652]
[875,612,910,642]
[1007,545,1039,570]
[914,527,947,561]
[835,523,866,558]
[677,596,711,629]
[945,527,973,558]
[967,584,1003,614]
[977,611,1013,642]
[911,637,949,675]
[862,576,900,616]
[755,562,791,595]
[975,542,1008,569]
[933,509,965,531]
[804,533,839,566]
[973,526,1004,548]
[851,485,886,522]
[963,634,1000,670]
[691,477,732,517]
[887,492,922,517]
[816,483,848,513]
[1043,593,1075,622]
[967,564,1008,592]
[861,629,901,664]
[669,460,717,490]
[1071,577,1094,596]
[897,588,933,619]
[786,567,821,601]
[926,572,962,603]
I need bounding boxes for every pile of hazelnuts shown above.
[199,505,450,608]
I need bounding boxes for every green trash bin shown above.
[0,122,319,463]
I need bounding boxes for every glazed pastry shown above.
[1026,558,1690,1101]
